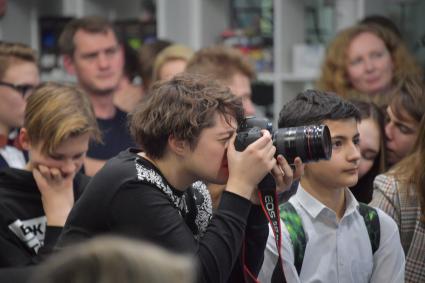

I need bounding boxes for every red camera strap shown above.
[242,173,287,283]
[258,188,287,283]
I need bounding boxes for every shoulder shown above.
[72,172,91,197]
[371,174,400,213]
[83,151,141,195]
[114,107,129,122]
[357,204,401,254]
[101,150,139,176]
[373,174,398,194]
[375,207,400,242]
[0,168,36,194]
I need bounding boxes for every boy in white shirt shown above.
[259,90,404,283]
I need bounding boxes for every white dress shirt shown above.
[259,185,405,283]
[0,145,26,169]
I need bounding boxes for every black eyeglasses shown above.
[0,81,36,97]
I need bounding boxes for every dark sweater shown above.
[57,149,268,283]
[0,167,89,267]
[87,108,134,160]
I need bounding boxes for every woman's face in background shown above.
[346,32,394,96]
[358,117,381,179]
[158,59,187,81]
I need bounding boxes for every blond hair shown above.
[33,236,195,283]
[391,116,425,222]
[0,41,37,80]
[24,82,101,155]
[152,44,194,82]
[389,75,425,124]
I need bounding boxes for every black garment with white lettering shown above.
[0,167,89,267]
[57,148,269,283]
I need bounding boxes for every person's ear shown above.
[168,135,189,156]
[19,128,31,151]
[63,55,76,75]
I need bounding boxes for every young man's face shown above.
[67,28,124,96]
[24,132,91,178]
[303,118,361,190]
[385,105,419,166]
[227,72,256,117]
[183,113,237,185]
[0,61,39,130]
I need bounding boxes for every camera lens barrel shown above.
[273,125,332,164]
[235,117,332,164]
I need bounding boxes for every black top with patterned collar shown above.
[57,148,269,283]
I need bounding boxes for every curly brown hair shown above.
[129,73,244,159]
[317,24,422,99]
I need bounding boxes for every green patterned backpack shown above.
[279,202,380,275]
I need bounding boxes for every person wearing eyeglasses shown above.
[0,41,39,170]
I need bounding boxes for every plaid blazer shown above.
[371,174,425,283]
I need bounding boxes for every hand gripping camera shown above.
[234,117,332,164]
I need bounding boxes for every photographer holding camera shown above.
[55,73,294,283]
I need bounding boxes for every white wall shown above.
[0,0,34,46]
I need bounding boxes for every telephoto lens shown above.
[234,117,332,164]
[273,124,332,164]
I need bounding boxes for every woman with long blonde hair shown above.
[371,115,425,282]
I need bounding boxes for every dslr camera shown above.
[234,117,332,164]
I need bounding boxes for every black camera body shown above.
[235,117,332,164]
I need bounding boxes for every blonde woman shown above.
[371,115,425,282]
[152,43,194,82]
[0,82,100,267]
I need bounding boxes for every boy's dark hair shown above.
[129,73,244,159]
[278,89,361,128]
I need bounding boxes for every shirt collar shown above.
[293,184,360,219]
[343,188,359,216]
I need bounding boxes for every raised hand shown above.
[272,156,304,195]
[226,130,276,200]
[33,164,76,226]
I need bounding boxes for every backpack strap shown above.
[279,202,307,275]
[358,202,380,254]
[279,202,380,276]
